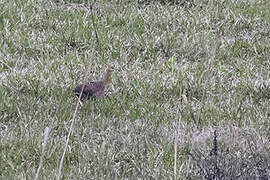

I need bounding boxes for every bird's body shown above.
[73,81,106,100]
[74,67,113,101]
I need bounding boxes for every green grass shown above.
[1,0,270,179]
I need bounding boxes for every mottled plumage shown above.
[74,67,113,101]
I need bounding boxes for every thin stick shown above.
[182,94,196,124]
[174,128,179,179]
[197,37,218,128]
[87,4,100,48]
[56,85,85,180]
[34,127,50,180]
[174,93,183,179]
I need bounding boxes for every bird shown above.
[73,66,114,102]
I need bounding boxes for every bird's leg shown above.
[91,102,95,118]
[87,99,95,117]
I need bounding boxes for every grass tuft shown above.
[1,0,270,178]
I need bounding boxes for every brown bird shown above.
[74,66,114,101]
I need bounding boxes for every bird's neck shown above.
[104,71,111,86]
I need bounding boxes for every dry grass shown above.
[0,0,270,179]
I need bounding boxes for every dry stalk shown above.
[56,85,84,180]
[197,37,218,128]
[34,127,50,180]
[182,94,196,124]
[174,128,179,179]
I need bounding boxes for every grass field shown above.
[1,0,270,179]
